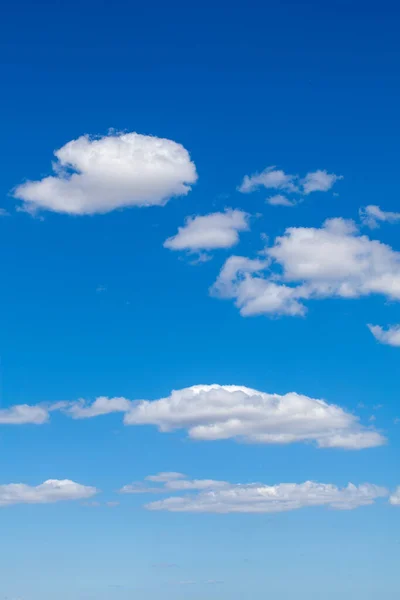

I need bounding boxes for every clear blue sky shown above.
[1,1,400,599]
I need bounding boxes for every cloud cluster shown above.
[13,132,197,215]
[360,205,400,229]
[164,209,250,252]
[368,324,400,347]
[0,479,98,507]
[1,384,384,450]
[123,384,384,449]
[238,166,341,204]
[142,477,387,513]
[211,218,400,317]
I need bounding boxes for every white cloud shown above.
[238,166,298,194]
[64,396,132,419]
[360,205,400,229]
[238,166,341,196]
[164,209,250,252]
[266,194,296,207]
[146,472,185,483]
[211,217,400,317]
[368,324,400,347]
[389,487,400,505]
[123,384,384,449]
[0,479,98,507]
[301,170,342,194]
[13,132,197,215]
[145,479,387,513]
[0,404,49,425]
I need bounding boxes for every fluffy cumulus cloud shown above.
[0,404,49,425]
[211,217,400,317]
[389,487,400,505]
[360,205,400,229]
[164,209,250,252]
[144,478,387,513]
[1,383,385,450]
[13,132,197,215]
[238,166,341,197]
[368,324,400,347]
[0,479,98,507]
[123,384,384,449]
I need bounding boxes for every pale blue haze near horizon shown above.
[0,0,400,598]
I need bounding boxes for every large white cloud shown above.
[123,384,384,449]
[2,383,385,450]
[13,132,197,215]
[164,209,250,252]
[368,324,400,347]
[0,404,49,425]
[211,218,400,317]
[360,205,400,229]
[145,479,388,513]
[0,479,98,507]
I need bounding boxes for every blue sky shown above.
[1,1,400,598]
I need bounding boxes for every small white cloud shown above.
[164,209,250,252]
[238,166,298,194]
[301,170,342,194]
[0,479,98,507]
[0,404,49,425]
[145,479,387,514]
[123,384,385,449]
[360,205,400,229]
[64,396,132,419]
[389,487,400,506]
[13,132,197,215]
[368,324,400,347]
[266,194,296,207]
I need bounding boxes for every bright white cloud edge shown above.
[13,132,197,215]
[368,324,400,347]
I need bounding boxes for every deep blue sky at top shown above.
[0,1,400,598]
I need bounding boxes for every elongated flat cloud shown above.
[13,132,197,215]
[2,383,385,450]
[211,217,400,317]
[64,396,132,419]
[390,487,400,505]
[120,473,229,494]
[360,205,400,229]
[0,404,49,425]
[164,209,250,252]
[266,194,296,207]
[0,479,98,507]
[123,384,384,449]
[145,479,388,513]
[368,324,400,347]
[238,166,341,196]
